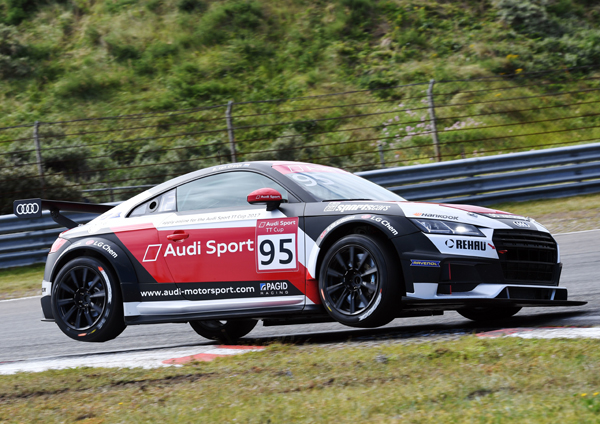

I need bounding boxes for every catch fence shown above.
[1,67,600,213]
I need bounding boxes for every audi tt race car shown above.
[14,161,585,343]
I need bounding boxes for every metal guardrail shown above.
[0,212,99,269]
[357,142,600,205]
[1,142,600,269]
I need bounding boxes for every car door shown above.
[156,170,307,313]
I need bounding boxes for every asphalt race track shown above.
[1,229,598,365]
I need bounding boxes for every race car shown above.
[14,161,585,343]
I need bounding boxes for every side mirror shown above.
[247,188,283,211]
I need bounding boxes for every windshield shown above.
[272,163,406,202]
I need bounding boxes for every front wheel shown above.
[318,234,401,328]
[51,257,126,342]
[189,319,258,343]
[458,307,522,322]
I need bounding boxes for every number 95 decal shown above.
[256,218,299,272]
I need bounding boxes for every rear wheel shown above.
[458,307,522,322]
[51,257,126,342]
[189,319,258,343]
[318,234,401,328]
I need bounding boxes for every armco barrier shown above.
[0,212,99,269]
[1,142,600,269]
[357,142,600,204]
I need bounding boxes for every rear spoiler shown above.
[13,198,114,229]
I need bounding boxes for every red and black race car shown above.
[14,161,584,342]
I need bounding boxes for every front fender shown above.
[306,214,418,279]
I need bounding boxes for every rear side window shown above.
[177,171,288,212]
[129,189,176,217]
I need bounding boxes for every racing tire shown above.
[51,257,126,342]
[458,306,522,322]
[318,234,401,328]
[189,319,258,343]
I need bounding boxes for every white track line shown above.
[0,295,41,303]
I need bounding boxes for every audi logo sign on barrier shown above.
[13,199,43,218]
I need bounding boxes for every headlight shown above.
[410,219,484,237]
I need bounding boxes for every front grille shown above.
[492,230,559,285]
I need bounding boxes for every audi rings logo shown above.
[16,203,40,215]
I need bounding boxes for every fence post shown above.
[378,143,386,168]
[33,121,45,196]
[427,79,441,162]
[226,101,237,163]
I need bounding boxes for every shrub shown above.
[0,161,82,215]
[177,0,206,13]
[0,24,29,78]
[493,0,563,37]
[194,0,265,46]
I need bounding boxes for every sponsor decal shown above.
[87,240,118,258]
[319,215,357,240]
[513,221,531,228]
[160,211,262,227]
[138,281,299,301]
[358,290,382,321]
[15,202,40,215]
[360,215,398,236]
[256,218,299,272]
[272,163,347,175]
[256,194,281,200]
[324,203,392,213]
[143,239,254,261]
[211,163,245,171]
[410,259,441,267]
[485,213,529,221]
[413,212,459,220]
[467,212,479,218]
[260,281,290,296]
[445,239,489,251]
[143,244,162,262]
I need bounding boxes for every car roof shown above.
[107,161,335,218]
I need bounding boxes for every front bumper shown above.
[403,296,586,312]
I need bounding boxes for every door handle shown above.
[167,230,189,242]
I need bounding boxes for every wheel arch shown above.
[314,220,405,296]
[51,239,138,298]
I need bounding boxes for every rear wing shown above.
[13,198,114,229]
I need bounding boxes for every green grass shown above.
[0,263,44,300]
[1,337,600,422]
[491,192,600,217]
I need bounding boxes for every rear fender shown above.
[50,237,138,297]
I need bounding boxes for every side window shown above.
[129,189,176,217]
[177,171,289,212]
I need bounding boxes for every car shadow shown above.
[237,309,591,347]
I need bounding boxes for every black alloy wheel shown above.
[52,257,125,342]
[189,319,258,343]
[318,234,401,328]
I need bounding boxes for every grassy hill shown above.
[1,0,599,123]
[2,0,600,212]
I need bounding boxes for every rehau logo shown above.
[445,239,488,251]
